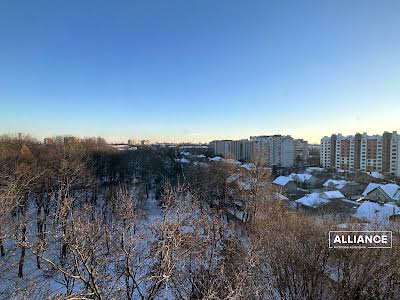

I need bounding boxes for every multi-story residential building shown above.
[334,133,361,171]
[250,135,295,167]
[320,137,331,168]
[359,134,384,172]
[321,131,400,177]
[231,139,254,161]
[128,139,140,146]
[210,135,294,166]
[209,139,254,161]
[141,140,151,145]
[209,140,232,158]
[389,132,400,177]
[251,140,270,164]
[294,139,309,164]
[320,134,337,168]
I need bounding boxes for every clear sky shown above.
[0,0,399,143]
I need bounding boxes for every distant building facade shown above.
[250,135,295,167]
[294,139,309,164]
[209,139,255,162]
[128,139,140,146]
[210,134,296,167]
[321,131,400,177]
[141,140,151,145]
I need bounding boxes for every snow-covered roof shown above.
[273,176,292,186]
[180,151,191,156]
[180,145,208,149]
[362,183,400,201]
[209,156,223,161]
[322,190,345,199]
[289,173,313,182]
[355,201,400,222]
[323,179,348,189]
[241,163,256,171]
[295,193,330,208]
[366,171,384,179]
[176,158,190,164]
[362,183,381,196]
[305,167,325,173]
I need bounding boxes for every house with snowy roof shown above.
[354,201,400,224]
[323,179,361,197]
[272,176,297,194]
[289,173,317,188]
[362,183,400,204]
[295,191,345,209]
[367,171,385,180]
[321,190,345,200]
[295,193,329,208]
[305,167,325,174]
[356,171,385,183]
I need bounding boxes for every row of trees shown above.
[0,134,399,299]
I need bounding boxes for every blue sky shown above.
[0,0,399,143]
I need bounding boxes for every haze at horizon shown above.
[1,0,399,144]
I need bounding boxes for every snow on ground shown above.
[241,163,256,171]
[227,173,241,184]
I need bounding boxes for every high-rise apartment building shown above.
[334,133,361,171]
[209,139,254,162]
[390,134,400,176]
[251,140,270,165]
[128,139,140,146]
[250,135,295,167]
[209,135,302,167]
[294,139,309,163]
[321,131,400,176]
[141,140,151,145]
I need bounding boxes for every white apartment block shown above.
[360,134,383,172]
[321,131,400,177]
[320,136,334,168]
[335,134,361,172]
[390,133,400,176]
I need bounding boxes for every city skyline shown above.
[1,1,400,143]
